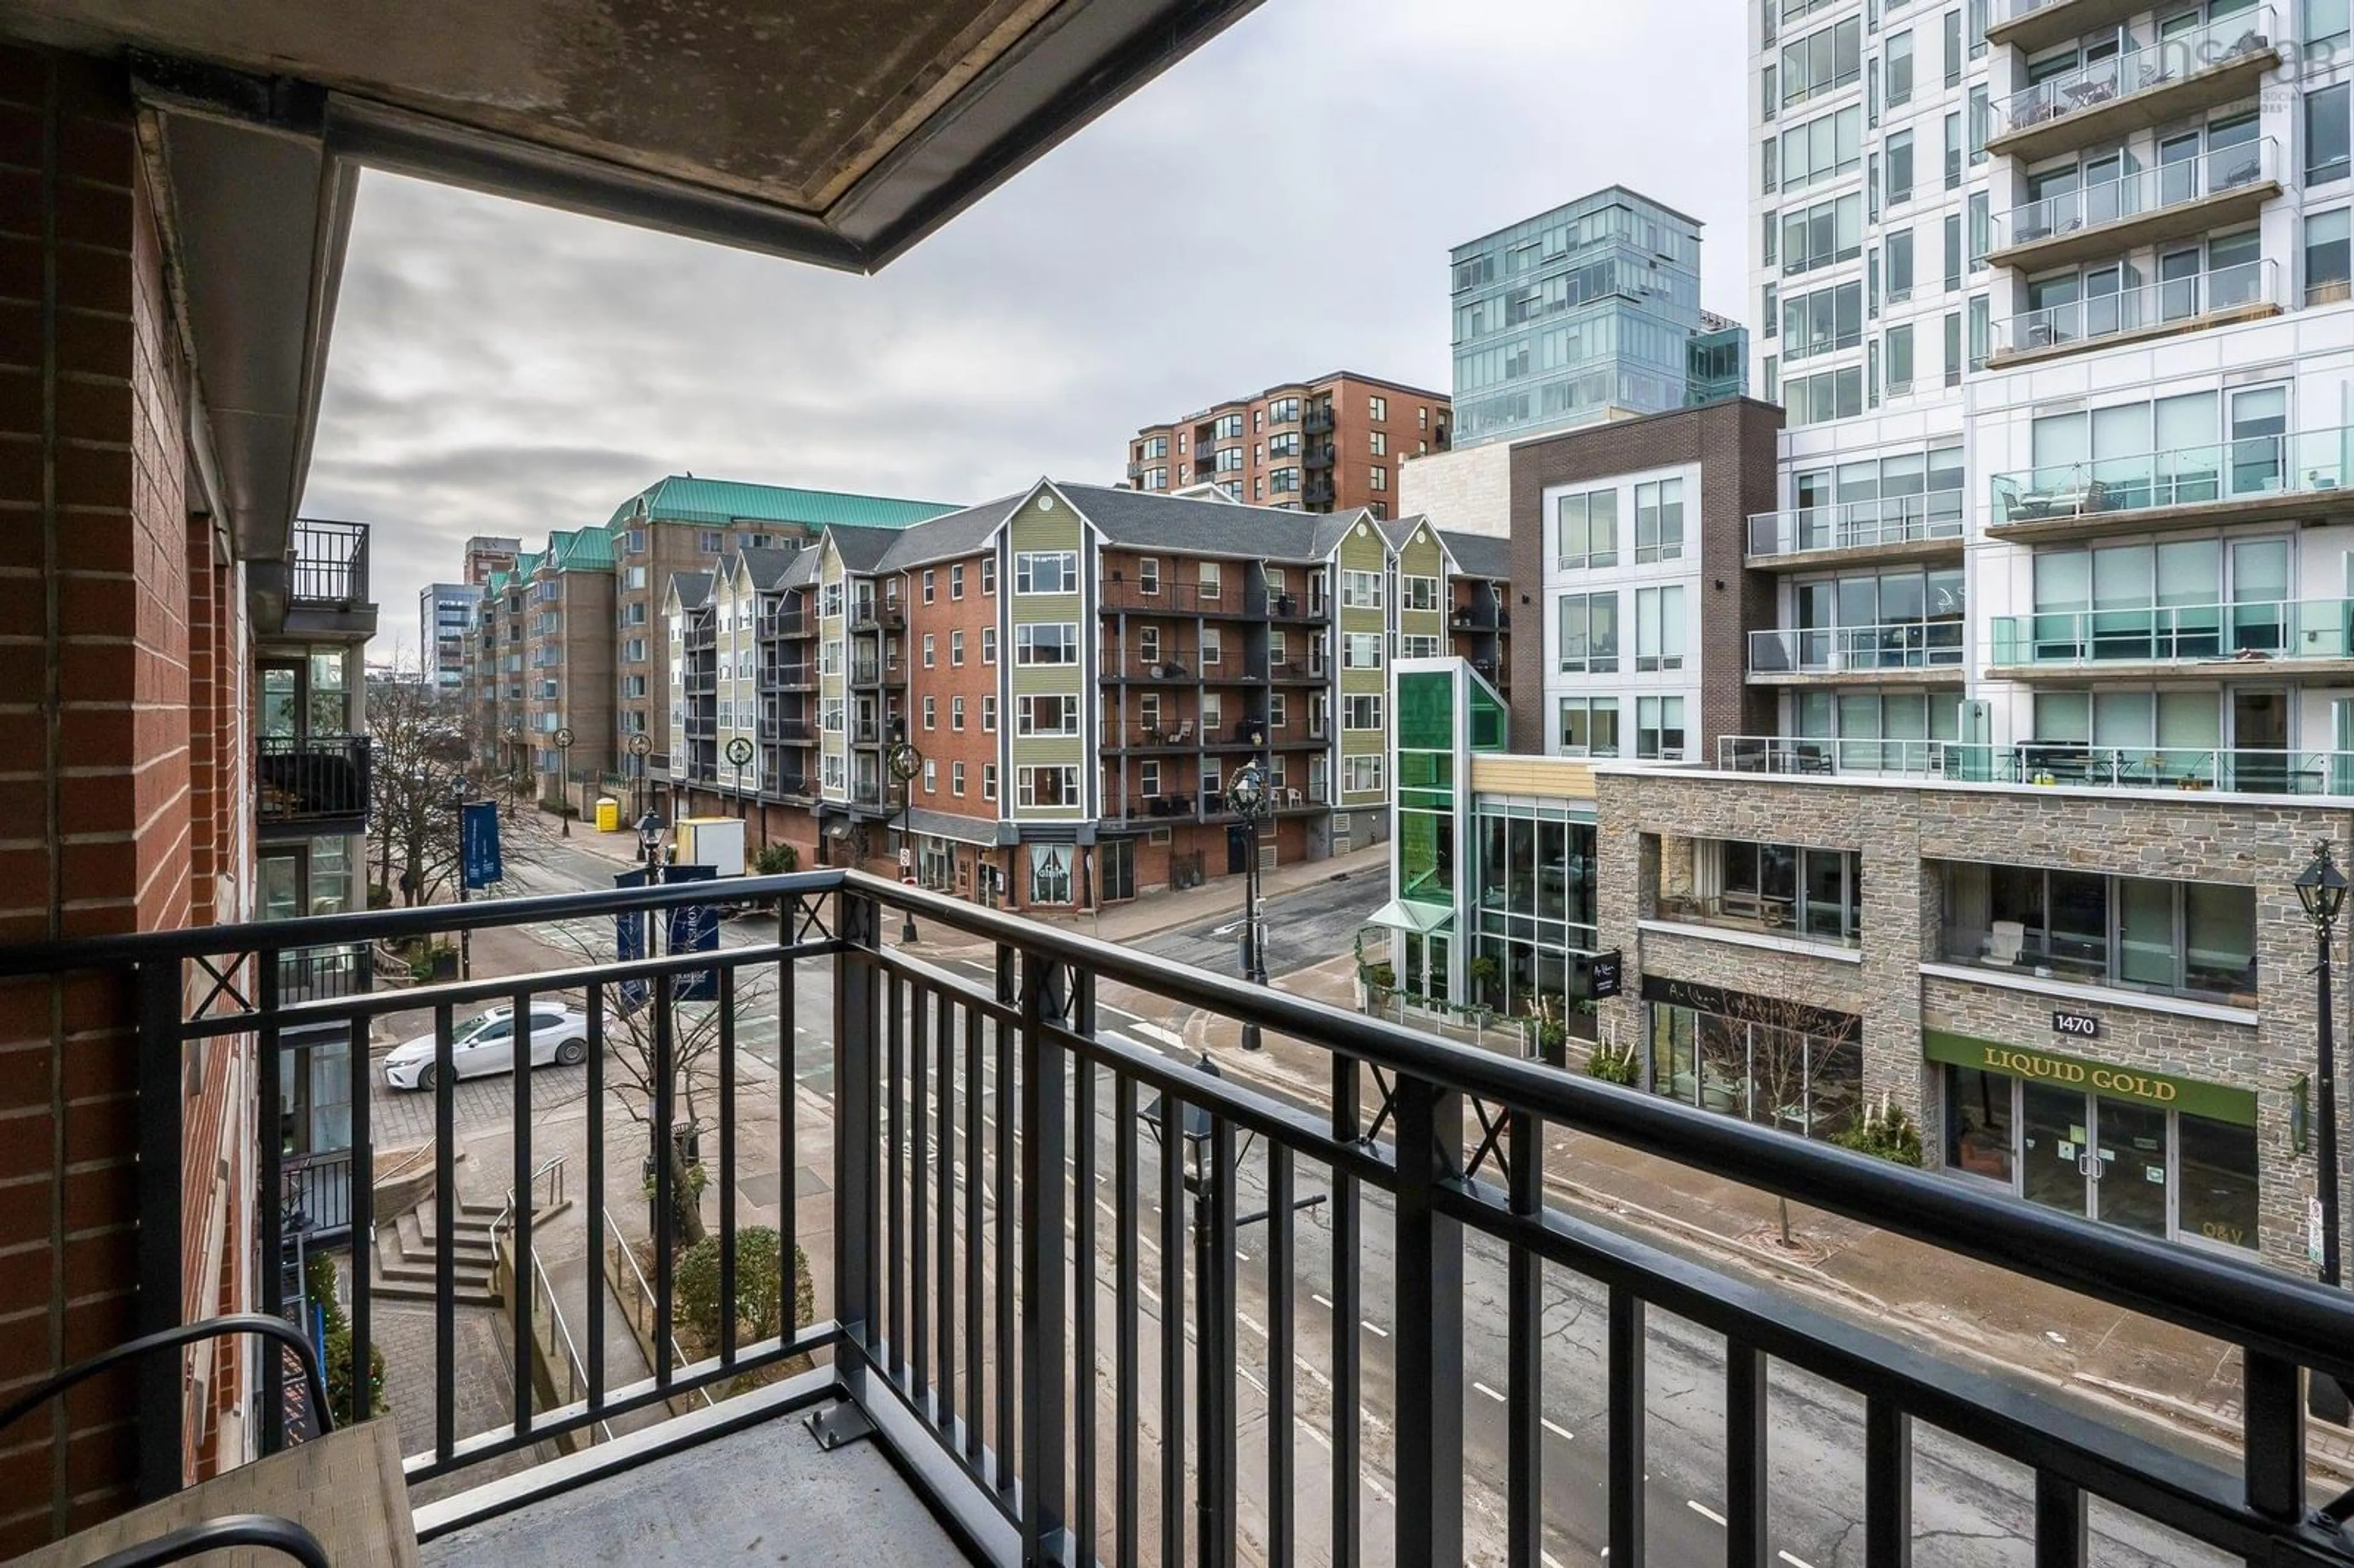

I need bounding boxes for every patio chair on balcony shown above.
[1983,919,2027,967]
[1,1316,417,1567]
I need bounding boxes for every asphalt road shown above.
[381,848,2233,1567]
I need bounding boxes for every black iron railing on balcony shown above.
[290,520,370,608]
[2,874,2351,1564]
[254,736,371,826]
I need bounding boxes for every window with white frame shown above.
[1138,557,1160,594]
[923,633,936,668]
[952,696,966,731]
[1556,489,1619,570]
[1402,634,1443,658]
[823,582,844,618]
[983,695,999,731]
[1557,696,1620,756]
[1018,766,1080,807]
[1637,696,1688,760]
[1140,759,1162,795]
[922,758,937,793]
[923,696,937,730]
[982,557,997,595]
[1202,628,1221,666]
[1018,694,1082,736]
[1200,561,1222,599]
[1403,575,1439,611]
[982,627,999,664]
[1016,624,1080,664]
[983,763,998,800]
[951,564,966,599]
[1202,693,1222,733]
[1344,754,1384,793]
[953,762,967,796]
[1341,569,1383,608]
[1343,633,1383,669]
[1344,695,1383,730]
[1016,552,1077,595]
[951,630,965,666]
[1634,480,1685,563]
[1556,592,1620,673]
[1635,586,1687,672]
[1029,843,1074,902]
[923,569,937,604]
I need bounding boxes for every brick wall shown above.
[0,45,233,1551]
[1506,399,1785,752]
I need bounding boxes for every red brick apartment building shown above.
[0,7,1245,1554]
[1129,371,1452,517]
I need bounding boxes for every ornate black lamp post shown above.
[887,735,923,943]
[552,725,574,835]
[628,731,653,823]
[1225,761,1271,1050]
[2295,840,2348,1424]
[636,809,666,886]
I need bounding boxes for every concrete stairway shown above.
[371,1198,565,1307]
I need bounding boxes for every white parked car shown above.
[382,1003,590,1091]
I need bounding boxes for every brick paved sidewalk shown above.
[1186,952,2354,1481]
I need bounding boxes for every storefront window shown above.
[2175,1113,2259,1251]
[1471,801,1599,1029]
[1945,1064,2015,1182]
[1643,997,1862,1142]
[1932,1036,2259,1254]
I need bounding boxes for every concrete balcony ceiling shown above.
[7,0,1254,580]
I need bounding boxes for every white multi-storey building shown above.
[1748,0,2352,775]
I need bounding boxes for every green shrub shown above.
[753,842,796,877]
[1834,1100,1924,1166]
[673,1227,813,1347]
[301,1254,387,1418]
[1468,956,1501,988]
[1585,1038,1641,1085]
[1362,962,1395,991]
[324,1325,387,1418]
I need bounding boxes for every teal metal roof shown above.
[604,475,959,533]
[555,525,615,571]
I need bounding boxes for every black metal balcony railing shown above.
[851,659,884,686]
[289,520,370,607]
[850,604,905,633]
[254,736,371,826]
[4,874,2351,1566]
[1100,581,1245,615]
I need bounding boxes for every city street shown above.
[373,843,2230,1567]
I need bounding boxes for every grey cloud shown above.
[303,0,1748,664]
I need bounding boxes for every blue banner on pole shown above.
[664,863,720,1002]
[460,801,503,890]
[614,867,650,1011]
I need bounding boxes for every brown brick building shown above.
[1129,371,1452,518]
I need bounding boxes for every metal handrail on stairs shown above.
[488,1153,568,1250]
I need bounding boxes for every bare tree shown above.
[368,676,549,906]
[539,919,773,1248]
[1712,989,1854,1249]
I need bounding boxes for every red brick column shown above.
[0,47,218,1553]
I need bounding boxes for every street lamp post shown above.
[637,809,666,886]
[450,774,473,980]
[887,735,923,944]
[629,731,653,826]
[727,734,755,824]
[1225,761,1271,1050]
[2295,840,2349,1424]
[552,726,574,835]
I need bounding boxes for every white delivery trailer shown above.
[673,815,746,878]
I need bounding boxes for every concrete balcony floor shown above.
[421,1413,977,1568]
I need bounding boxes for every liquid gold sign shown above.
[1978,1047,2178,1104]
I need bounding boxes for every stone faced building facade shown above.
[1593,763,2335,1271]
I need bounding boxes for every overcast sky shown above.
[300,0,1750,666]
